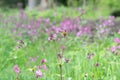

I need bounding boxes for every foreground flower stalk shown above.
[14,65,21,80]
[59,63,63,80]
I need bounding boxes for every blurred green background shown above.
[0,0,120,19]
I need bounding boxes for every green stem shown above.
[60,64,63,80]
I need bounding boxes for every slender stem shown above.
[60,64,62,80]
[16,74,20,80]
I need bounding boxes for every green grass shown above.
[0,25,120,80]
[0,7,120,80]
[26,6,111,21]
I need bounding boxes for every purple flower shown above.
[14,65,21,74]
[45,18,50,23]
[35,70,43,78]
[41,59,47,64]
[116,46,120,49]
[114,38,120,43]
[76,30,82,36]
[111,46,116,52]
[42,65,47,70]
[118,30,120,34]
[95,63,100,67]
[87,53,95,60]
[48,34,57,41]
[81,9,86,14]
[61,45,66,51]
[29,56,39,62]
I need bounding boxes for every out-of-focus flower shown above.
[114,38,120,43]
[57,53,63,59]
[35,70,43,78]
[95,63,100,67]
[45,18,50,23]
[111,46,116,52]
[65,58,71,63]
[118,30,120,34]
[76,30,82,36]
[61,45,66,51]
[17,40,24,45]
[14,65,21,74]
[41,59,47,64]
[48,34,57,41]
[81,9,86,14]
[116,46,120,49]
[29,56,39,62]
[42,65,47,70]
[87,53,95,60]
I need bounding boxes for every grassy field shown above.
[0,7,120,80]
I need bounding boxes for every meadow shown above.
[0,7,120,80]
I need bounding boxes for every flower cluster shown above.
[111,30,120,55]
[14,65,21,74]
[96,16,115,38]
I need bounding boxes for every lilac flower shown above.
[37,65,47,70]
[41,59,47,64]
[87,53,95,60]
[57,38,61,43]
[81,9,86,14]
[14,65,21,74]
[48,34,57,41]
[118,30,120,34]
[42,65,47,70]
[76,30,82,36]
[51,27,60,34]
[111,46,116,52]
[29,56,39,62]
[83,27,91,34]
[116,46,120,49]
[61,45,66,51]
[114,38,120,43]
[95,63,100,67]
[45,18,50,23]
[35,70,43,78]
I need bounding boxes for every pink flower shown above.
[14,65,21,74]
[76,30,82,36]
[61,45,66,51]
[114,38,120,43]
[48,34,57,41]
[118,30,120,34]
[35,70,43,78]
[111,46,116,52]
[116,46,120,49]
[42,65,47,70]
[29,56,39,62]
[81,9,86,14]
[41,59,47,64]
[45,18,50,23]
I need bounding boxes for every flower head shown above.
[42,65,47,70]
[114,38,120,43]
[95,63,100,67]
[41,59,47,64]
[14,65,21,74]
[111,46,116,52]
[118,30,120,34]
[35,70,43,78]
[48,34,57,41]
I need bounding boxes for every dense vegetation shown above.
[0,7,120,80]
